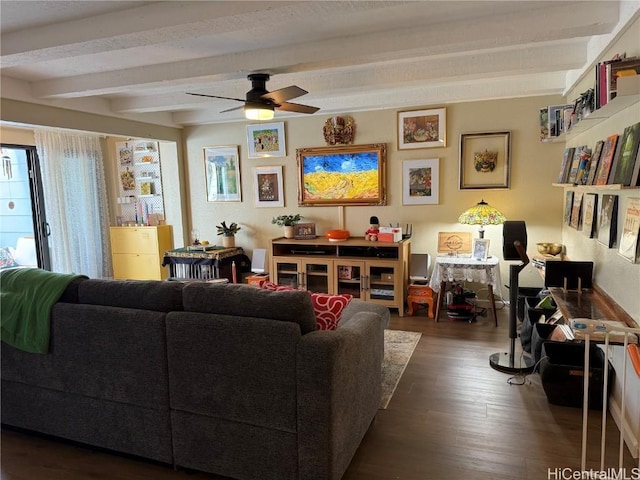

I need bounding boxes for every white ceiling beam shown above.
[30,3,612,100]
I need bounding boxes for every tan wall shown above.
[184,94,567,300]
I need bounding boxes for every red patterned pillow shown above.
[260,282,352,330]
[310,292,352,330]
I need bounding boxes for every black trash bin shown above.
[516,287,545,322]
[539,341,614,409]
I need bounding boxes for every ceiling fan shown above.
[187,73,319,120]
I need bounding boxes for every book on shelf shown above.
[582,193,598,238]
[594,133,619,185]
[557,147,575,183]
[570,191,583,230]
[566,146,587,185]
[597,194,618,248]
[618,197,640,263]
[575,148,592,185]
[596,55,640,108]
[585,140,604,185]
[564,191,574,226]
[611,121,640,186]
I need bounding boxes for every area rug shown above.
[380,329,422,409]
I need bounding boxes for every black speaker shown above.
[503,221,527,261]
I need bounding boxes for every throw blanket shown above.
[1,268,86,353]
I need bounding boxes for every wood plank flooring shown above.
[2,306,637,480]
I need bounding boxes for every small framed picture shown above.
[402,158,439,205]
[472,238,490,261]
[397,107,446,149]
[247,122,286,158]
[459,131,511,189]
[204,146,241,202]
[294,223,317,240]
[338,265,354,279]
[253,166,284,207]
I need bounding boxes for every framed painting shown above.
[402,158,439,205]
[294,223,317,240]
[252,165,284,207]
[204,146,241,202]
[247,122,286,158]
[397,107,446,149]
[296,143,386,206]
[459,131,511,189]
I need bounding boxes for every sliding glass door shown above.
[0,144,50,270]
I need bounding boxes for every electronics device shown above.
[409,253,431,283]
[251,248,267,274]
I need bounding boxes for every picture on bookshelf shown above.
[597,194,618,248]
[564,191,574,226]
[611,122,640,186]
[557,147,575,183]
[585,140,604,185]
[582,193,598,238]
[570,191,583,230]
[338,265,354,280]
[594,134,619,185]
[618,197,640,263]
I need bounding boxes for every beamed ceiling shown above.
[1,1,639,127]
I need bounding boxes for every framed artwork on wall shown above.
[402,158,439,205]
[204,146,241,202]
[397,108,446,149]
[618,197,640,263]
[247,122,286,158]
[296,143,386,206]
[459,131,511,189]
[252,165,284,207]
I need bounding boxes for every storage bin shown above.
[531,323,558,364]
[539,341,613,409]
[520,299,557,353]
[516,287,545,322]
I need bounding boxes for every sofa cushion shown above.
[182,282,316,334]
[261,282,352,330]
[78,279,184,312]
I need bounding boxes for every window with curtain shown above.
[34,130,111,278]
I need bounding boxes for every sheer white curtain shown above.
[35,130,111,277]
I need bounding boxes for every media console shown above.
[271,236,411,316]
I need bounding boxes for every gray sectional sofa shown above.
[1,278,389,480]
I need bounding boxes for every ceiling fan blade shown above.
[187,92,245,102]
[276,102,320,114]
[220,105,245,113]
[262,85,307,104]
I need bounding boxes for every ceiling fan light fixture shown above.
[244,103,274,121]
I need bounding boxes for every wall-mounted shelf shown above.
[542,76,640,143]
[552,183,638,191]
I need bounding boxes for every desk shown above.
[162,247,250,282]
[429,256,502,326]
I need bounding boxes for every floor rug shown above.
[380,329,422,409]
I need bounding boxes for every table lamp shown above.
[458,199,506,238]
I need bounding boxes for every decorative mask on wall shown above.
[323,115,356,145]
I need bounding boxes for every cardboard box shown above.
[378,227,402,242]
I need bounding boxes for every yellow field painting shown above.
[303,170,379,200]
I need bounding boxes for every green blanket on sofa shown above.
[0,268,86,353]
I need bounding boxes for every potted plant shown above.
[216,221,241,248]
[272,214,302,239]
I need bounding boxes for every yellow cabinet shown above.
[110,225,173,280]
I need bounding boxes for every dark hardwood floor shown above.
[2,305,637,480]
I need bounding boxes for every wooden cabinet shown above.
[271,237,410,316]
[110,225,173,280]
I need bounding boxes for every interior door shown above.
[0,144,50,269]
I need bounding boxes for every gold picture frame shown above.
[459,131,511,189]
[296,143,386,206]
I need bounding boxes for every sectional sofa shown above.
[1,276,389,480]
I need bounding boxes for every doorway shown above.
[0,144,50,270]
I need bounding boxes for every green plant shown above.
[216,221,241,236]
[271,214,302,227]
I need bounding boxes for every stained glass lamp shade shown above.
[458,199,506,238]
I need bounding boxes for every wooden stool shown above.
[407,284,435,319]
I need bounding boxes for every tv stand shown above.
[271,236,410,316]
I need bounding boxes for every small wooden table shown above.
[407,284,435,318]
